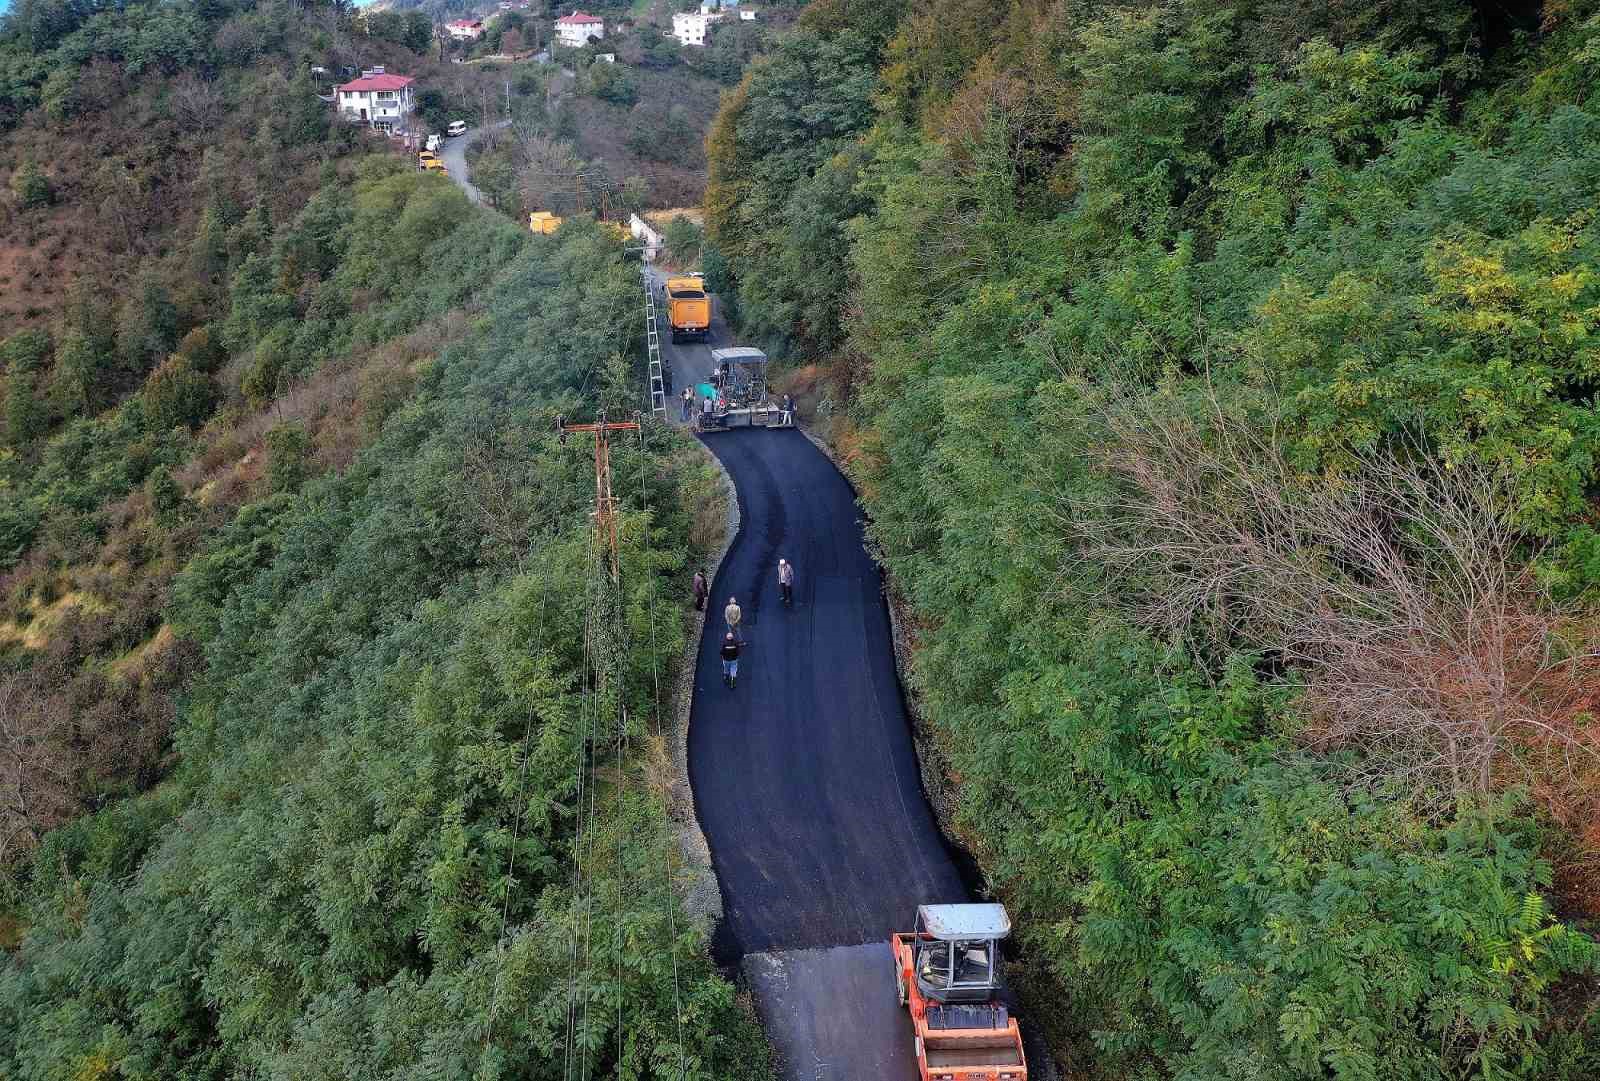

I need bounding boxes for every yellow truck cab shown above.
[666,276,710,343]
[529,211,562,235]
[417,150,446,172]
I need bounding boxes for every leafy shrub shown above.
[8,162,52,209]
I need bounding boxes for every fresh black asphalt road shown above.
[689,429,967,951]
[647,273,972,1075]
[685,425,969,1077]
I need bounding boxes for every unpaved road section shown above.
[440,119,509,205]
[688,427,968,1078]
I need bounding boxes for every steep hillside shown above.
[0,6,771,1076]
[707,0,1600,1076]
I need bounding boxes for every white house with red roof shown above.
[336,67,415,132]
[445,19,485,41]
[555,10,605,48]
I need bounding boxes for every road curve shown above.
[440,119,510,205]
[686,427,969,1078]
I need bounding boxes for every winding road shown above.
[660,286,971,1078]
[440,119,510,205]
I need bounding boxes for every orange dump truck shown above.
[666,275,710,343]
[891,903,1027,1081]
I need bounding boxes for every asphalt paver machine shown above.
[699,346,789,431]
[891,903,1027,1081]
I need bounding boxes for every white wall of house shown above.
[338,86,414,130]
[629,213,663,260]
[555,16,605,47]
[672,11,724,46]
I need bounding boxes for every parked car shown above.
[447,120,468,137]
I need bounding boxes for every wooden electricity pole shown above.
[558,412,641,583]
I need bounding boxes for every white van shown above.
[446,120,468,137]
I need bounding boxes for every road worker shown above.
[720,633,740,688]
[724,596,742,643]
[778,558,794,606]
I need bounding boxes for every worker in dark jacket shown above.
[692,570,708,611]
[720,633,740,688]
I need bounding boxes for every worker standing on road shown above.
[724,596,742,644]
[720,633,740,688]
[692,569,708,611]
[778,558,794,606]
[681,386,693,422]
[701,395,714,430]
[781,393,794,427]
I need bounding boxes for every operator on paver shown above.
[701,395,714,430]
[778,558,794,606]
[724,596,742,644]
[720,632,740,688]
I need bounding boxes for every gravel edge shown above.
[667,435,740,933]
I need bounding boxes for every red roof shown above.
[557,10,602,23]
[447,19,482,28]
[338,73,415,92]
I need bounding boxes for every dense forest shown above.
[707,0,1600,1076]
[0,2,769,1078]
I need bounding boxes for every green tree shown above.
[52,327,114,414]
[9,161,53,209]
[264,422,313,493]
[141,356,215,433]
[3,370,49,446]
[663,214,703,264]
[0,328,52,373]
[144,465,185,527]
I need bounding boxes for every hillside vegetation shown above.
[707,0,1600,1076]
[0,3,769,1078]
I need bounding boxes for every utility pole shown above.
[557,412,642,582]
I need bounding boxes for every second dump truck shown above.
[666,276,710,343]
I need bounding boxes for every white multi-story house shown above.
[739,8,757,19]
[336,68,415,132]
[446,19,484,40]
[555,10,605,47]
[672,10,725,46]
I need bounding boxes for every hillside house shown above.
[555,11,605,47]
[446,19,484,40]
[672,10,725,45]
[740,8,757,19]
[336,68,415,132]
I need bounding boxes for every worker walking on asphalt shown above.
[725,596,743,644]
[720,632,740,688]
[692,569,708,611]
[778,558,794,606]
[780,393,795,427]
[681,386,693,422]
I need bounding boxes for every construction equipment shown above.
[891,904,1027,1081]
[530,211,562,235]
[696,347,787,432]
[418,150,446,172]
[665,276,710,343]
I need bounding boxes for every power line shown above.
[636,420,688,1080]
